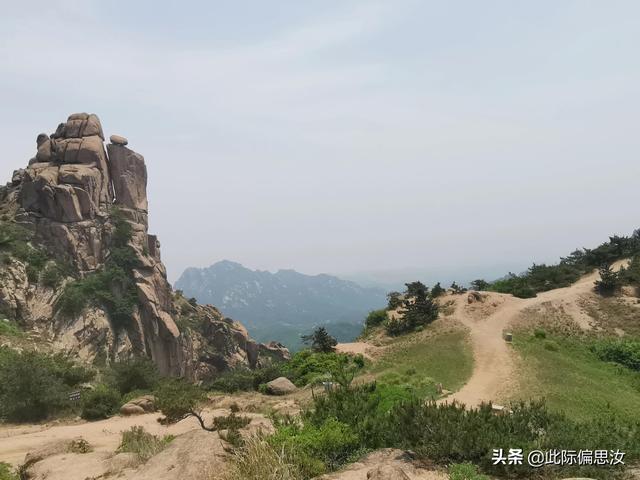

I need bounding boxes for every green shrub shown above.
[0,319,23,337]
[533,328,546,339]
[301,327,337,353]
[0,349,92,422]
[544,340,560,352]
[595,264,622,295]
[386,291,403,310]
[117,426,173,462]
[227,435,305,480]
[449,462,490,480]
[212,411,251,431]
[384,281,439,335]
[293,383,640,478]
[68,438,93,454]
[207,368,256,393]
[270,418,360,476]
[155,378,206,423]
[40,261,73,288]
[591,338,640,371]
[206,364,285,393]
[80,385,121,420]
[0,462,18,480]
[55,209,141,329]
[431,282,446,297]
[282,350,363,387]
[110,358,160,395]
[470,279,489,291]
[365,309,387,328]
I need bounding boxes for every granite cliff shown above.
[0,113,288,379]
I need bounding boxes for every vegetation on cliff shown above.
[56,208,141,329]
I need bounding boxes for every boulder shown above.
[121,430,229,480]
[366,465,411,480]
[126,395,156,412]
[120,403,146,416]
[265,377,297,395]
[107,144,148,211]
[23,438,91,470]
[110,134,128,146]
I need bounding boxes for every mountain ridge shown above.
[175,260,387,348]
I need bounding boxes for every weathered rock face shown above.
[0,113,288,379]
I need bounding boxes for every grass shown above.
[0,462,18,480]
[0,319,23,337]
[511,332,640,422]
[367,324,473,398]
[225,435,304,480]
[117,426,174,462]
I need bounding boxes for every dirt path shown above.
[442,263,622,408]
[0,412,205,466]
[335,342,382,360]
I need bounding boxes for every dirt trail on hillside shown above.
[336,342,382,360]
[442,263,626,408]
[0,411,205,466]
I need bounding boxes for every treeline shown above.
[476,232,640,298]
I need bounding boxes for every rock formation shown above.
[0,113,288,379]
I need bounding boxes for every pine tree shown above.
[301,327,337,353]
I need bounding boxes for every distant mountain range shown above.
[174,260,387,350]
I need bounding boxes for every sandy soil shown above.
[0,411,206,466]
[335,341,382,360]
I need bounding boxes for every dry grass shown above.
[510,302,584,337]
[116,426,174,463]
[581,295,640,336]
[224,435,303,480]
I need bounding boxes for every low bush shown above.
[364,309,387,328]
[594,264,622,295]
[81,385,121,420]
[212,411,251,431]
[270,418,360,477]
[301,326,337,353]
[274,382,640,478]
[591,338,640,371]
[384,283,439,336]
[0,462,18,480]
[109,358,160,395]
[117,426,174,462]
[155,378,206,424]
[449,462,490,480]
[0,319,23,337]
[0,348,93,422]
[226,435,304,480]
[533,328,546,339]
[207,364,285,393]
[281,350,363,387]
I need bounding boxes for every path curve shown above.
[441,263,623,408]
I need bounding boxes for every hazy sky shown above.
[1,1,639,284]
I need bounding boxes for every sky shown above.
[1,0,639,285]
